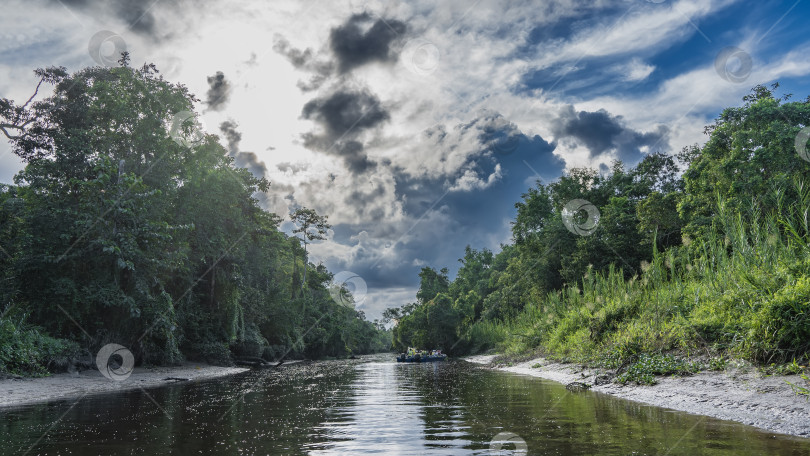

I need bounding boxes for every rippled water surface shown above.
[3,354,810,455]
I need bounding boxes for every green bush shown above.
[0,316,81,377]
[747,276,810,362]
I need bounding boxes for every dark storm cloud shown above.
[336,140,377,175]
[273,10,406,90]
[553,105,669,163]
[205,71,231,111]
[301,88,390,174]
[56,0,163,39]
[329,12,407,73]
[302,88,389,137]
[273,36,333,73]
[219,120,268,179]
[273,36,335,91]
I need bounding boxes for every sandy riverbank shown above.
[0,363,249,408]
[465,354,810,438]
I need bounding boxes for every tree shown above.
[416,267,450,304]
[289,207,331,298]
[679,84,810,241]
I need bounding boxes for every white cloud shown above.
[449,164,502,192]
[621,58,656,81]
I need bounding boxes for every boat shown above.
[396,349,447,363]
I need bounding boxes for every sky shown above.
[2,0,810,321]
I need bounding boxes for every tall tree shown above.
[289,207,331,299]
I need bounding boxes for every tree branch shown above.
[21,79,44,110]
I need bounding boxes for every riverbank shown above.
[0,363,249,408]
[465,354,810,438]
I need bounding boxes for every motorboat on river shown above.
[396,348,447,363]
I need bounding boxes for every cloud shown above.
[219,120,268,179]
[621,58,655,82]
[552,105,669,163]
[449,164,502,192]
[329,12,407,73]
[531,0,740,69]
[273,11,407,91]
[53,0,177,41]
[272,35,334,91]
[302,87,390,139]
[276,162,309,174]
[301,87,390,174]
[205,71,231,111]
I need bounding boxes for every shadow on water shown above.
[2,354,810,455]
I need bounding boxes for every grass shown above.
[786,373,810,400]
[615,354,702,385]
[460,185,810,387]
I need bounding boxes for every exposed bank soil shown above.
[465,354,810,438]
[0,363,248,408]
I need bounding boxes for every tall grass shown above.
[469,182,810,366]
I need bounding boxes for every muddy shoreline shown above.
[0,363,249,409]
[465,354,810,438]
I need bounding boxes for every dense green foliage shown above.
[0,61,388,375]
[392,85,810,373]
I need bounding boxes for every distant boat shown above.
[396,352,447,363]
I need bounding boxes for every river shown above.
[2,354,809,455]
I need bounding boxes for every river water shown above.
[2,354,810,455]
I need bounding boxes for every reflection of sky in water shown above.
[310,361,464,454]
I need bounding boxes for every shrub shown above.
[747,276,810,362]
[0,316,81,377]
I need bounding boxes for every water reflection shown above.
[1,355,809,455]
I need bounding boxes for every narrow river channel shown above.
[2,354,809,455]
